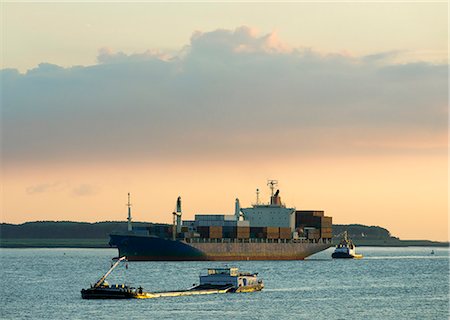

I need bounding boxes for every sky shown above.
[1,2,448,241]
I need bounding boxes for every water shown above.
[1,247,448,320]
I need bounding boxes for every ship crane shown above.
[93,256,127,288]
[172,196,182,240]
[127,193,132,232]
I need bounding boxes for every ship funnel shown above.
[176,196,182,234]
[270,189,282,206]
[235,198,241,220]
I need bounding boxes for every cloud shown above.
[97,47,172,64]
[362,50,403,63]
[71,184,99,197]
[26,182,67,194]
[190,26,291,55]
[2,26,447,166]
[25,182,98,197]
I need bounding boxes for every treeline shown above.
[0,221,166,239]
[1,221,393,240]
[332,224,395,240]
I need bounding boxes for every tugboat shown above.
[81,257,135,299]
[332,231,363,259]
[134,267,264,299]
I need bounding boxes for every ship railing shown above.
[184,237,332,244]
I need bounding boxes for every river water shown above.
[1,247,448,319]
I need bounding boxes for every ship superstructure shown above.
[241,181,295,230]
[109,181,333,261]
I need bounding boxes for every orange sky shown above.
[2,151,448,241]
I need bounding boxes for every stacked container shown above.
[265,227,280,239]
[222,226,236,238]
[236,226,250,239]
[279,227,292,239]
[295,210,333,240]
[304,227,320,240]
[320,216,332,239]
[221,226,251,239]
[197,226,223,239]
[250,227,264,238]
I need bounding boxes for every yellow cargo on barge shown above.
[133,267,264,299]
[133,287,232,299]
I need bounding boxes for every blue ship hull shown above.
[109,234,208,261]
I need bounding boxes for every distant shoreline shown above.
[1,238,448,249]
[1,221,448,249]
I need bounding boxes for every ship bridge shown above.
[241,182,295,230]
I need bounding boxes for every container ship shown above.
[109,181,333,261]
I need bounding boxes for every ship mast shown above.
[172,196,182,240]
[176,196,182,233]
[127,193,132,232]
[267,180,278,197]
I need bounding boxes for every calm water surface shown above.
[1,247,448,319]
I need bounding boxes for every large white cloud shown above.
[1,26,447,165]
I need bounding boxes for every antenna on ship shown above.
[172,196,182,240]
[267,180,278,197]
[127,193,132,232]
[256,189,260,205]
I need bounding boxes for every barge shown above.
[81,260,263,299]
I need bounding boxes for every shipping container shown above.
[236,226,250,239]
[195,214,225,221]
[265,227,279,233]
[304,227,320,240]
[222,226,236,239]
[197,226,223,239]
[209,226,222,239]
[265,227,279,239]
[221,226,250,239]
[295,211,332,230]
[320,217,332,227]
[279,227,292,239]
